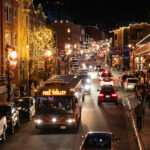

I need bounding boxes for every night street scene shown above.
[1,0,150,150]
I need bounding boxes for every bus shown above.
[34,74,84,130]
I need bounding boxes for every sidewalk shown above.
[140,106,150,150]
[111,68,150,150]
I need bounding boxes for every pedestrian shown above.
[134,101,145,131]
[146,90,150,109]
[136,87,142,101]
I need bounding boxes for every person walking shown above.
[134,101,145,131]
[146,90,150,109]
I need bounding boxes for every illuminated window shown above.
[14,33,17,46]
[5,30,11,45]
[68,37,71,41]
[5,2,12,21]
[26,15,29,27]
[67,28,71,33]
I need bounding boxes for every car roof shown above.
[87,131,112,135]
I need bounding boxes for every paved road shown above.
[0,72,139,150]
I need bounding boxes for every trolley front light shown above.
[52,117,57,123]
[66,118,75,124]
[35,119,43,124]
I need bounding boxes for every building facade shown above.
[0,0,47,102]
[50,20,85,55]
[112,23,150,70]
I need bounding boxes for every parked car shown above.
[0,102,20,134]
[0,116,7,142]
[119,73,135,87]
[123,78,139,91]
[97,85,118,106]
[14,97,36,121]
[80,131,120,150]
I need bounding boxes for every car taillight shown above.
[111,93,118,97]
[99,93,104,97]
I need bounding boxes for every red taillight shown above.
[111,93,118,97]
[99,93,104,97]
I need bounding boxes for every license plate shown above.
[60,126,66,129]
[106,95,110,98]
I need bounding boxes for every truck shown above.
[0,116,7,142]
[34,74,84,130]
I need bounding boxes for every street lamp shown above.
[45,48,52,80]
[6,45,17,101]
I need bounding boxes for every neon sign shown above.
[42,89,66,96]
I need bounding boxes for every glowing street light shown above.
[10,51,17,59]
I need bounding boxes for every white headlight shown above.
[52,118,57,122]
[89,65,92,69]
[66,118,75,124]
[84,84,90,90]
[36,119,43,124]
[66,119,73,123]
[87,79,91,83]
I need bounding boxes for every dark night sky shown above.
[33,0,150,30]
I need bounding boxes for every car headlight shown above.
[84,84,90,90]
[87,79,91,83]
[66,118,75,124]
[35,119,43,124]
[89,65,92,69]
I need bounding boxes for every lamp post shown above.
[6,45,17,101]
[45,48,52,80]
[128,44,135,73]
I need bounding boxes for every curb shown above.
[122,102,145,150]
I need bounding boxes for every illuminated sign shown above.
[42,89,66,96]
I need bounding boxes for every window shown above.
[68,37,71,41]
[26,15,29,27]
[13,8,17,24]
[115,34,117,40]
[14,33,17,46]
[67,28,71,33]
[5,3,12,21]
[5,30,11,45]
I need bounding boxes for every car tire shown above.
[98,101,102,106]
[115,102,118,106]
[2,128,6,142]
[16,119,20,128]
[28,111,32,121]
[10,125,15,134]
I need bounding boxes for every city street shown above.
[0,71,139,150]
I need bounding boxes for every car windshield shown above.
[128,79,138,83]
[15,98,30,108]
[0,106,11,115]
[73,65,79,67]
[36,96,74,115]
[83,133,112,149]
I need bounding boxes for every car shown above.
[123,78,139,91]
[100,71,112,81]
[119,73,135,87]
[100,77,114,87]
[94,65,101,71]
[78,72,91,94]
[97,86,118,106]
[0,102,20,134]
[98,68,104,76]
[72,64,80,72]
[14,97,36,121]
[0,116,7,142]
[80,131,120,150]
